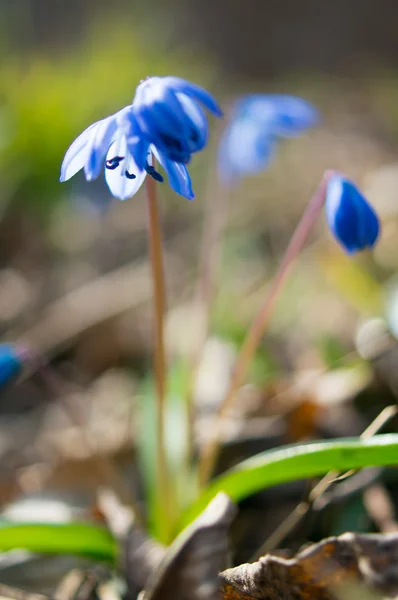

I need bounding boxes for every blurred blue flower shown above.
[0,344,23,387]
[60,106,194,200]
[325,174,380,253]
[132,76,222,165]
[218,94,319,185]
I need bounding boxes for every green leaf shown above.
[137,376,164,540]
[178,435,398,530]
[137,361,194,544]
[0,521,117,562]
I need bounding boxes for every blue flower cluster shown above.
[61,76,381,255]
[60,77,222,201]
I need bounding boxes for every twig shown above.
[54,570,100,600]
[363,483,398,533]
[251,405,397,558]
[0,584,47,600]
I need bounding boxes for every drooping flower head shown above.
[60,106,193,200]
[218,94,319,185]
[325,173,380,254]
[60,76,221,201]
[133,76,222,165]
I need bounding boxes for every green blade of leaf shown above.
[0,522,117,562]
[179,435,398,530]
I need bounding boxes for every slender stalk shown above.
[198,170,333,485]
[145,163,170,539]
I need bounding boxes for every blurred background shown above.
[1,0,398,592]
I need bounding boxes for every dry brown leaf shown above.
[220,532,398,600]
[140,492,236,600]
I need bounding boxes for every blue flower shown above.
[218,94,319,185]
[0,344,24,387]
[60,106,194,200]
[325,174,380,253]
[132,76,222,165]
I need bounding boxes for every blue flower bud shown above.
[0,344,24,387]
[325,174,380,254]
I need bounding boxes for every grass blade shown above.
[0,522,117,562]
[179,435,398,530]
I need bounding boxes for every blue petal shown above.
[267,95,320,137]
[217,93,319,185]
[163,76,223,117]
[325,175,380,254]
[153,146,194,199]
[60,121,99,182]
[126,133,150,171]
[105,137,147,200]
[236,95,319,137]
[123,112,151,170]
[176,93,208,151]
[84,115,118,181]
[218,118,275,185]
[0,343,23,387]
[135,81,192,143]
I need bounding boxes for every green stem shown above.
[198,171,333,485]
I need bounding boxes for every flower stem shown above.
[198,171,333,486]
[145,162,170,540]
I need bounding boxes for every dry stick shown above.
[310,405,398,503]
[0,584,47,600]
[251,405,398,559]
[145,164,171,540]
[199,171,333,485]
[363,483,398,533]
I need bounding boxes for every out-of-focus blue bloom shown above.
[0,344,24,387]
[132,76,222,165]
[325,174,380,254]
[218,94,319,185]
[60,106,194,200]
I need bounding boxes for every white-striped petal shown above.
[105,137,146,200]
[84,116,118,181]
[60,121,99,182]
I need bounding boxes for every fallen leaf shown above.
[220,532,398,600]
[140,492,236,600]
